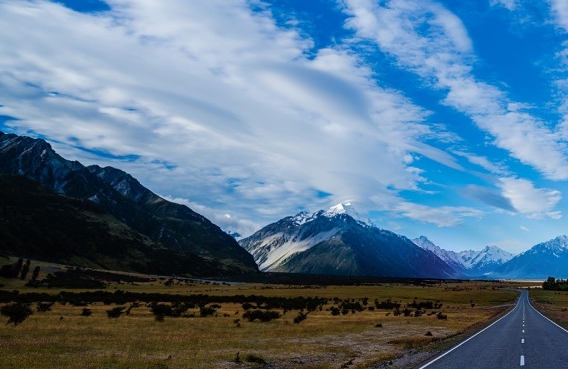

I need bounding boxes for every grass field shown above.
[0,263,528,369]
[529,288,568,329]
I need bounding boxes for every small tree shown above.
[12,258,23,279]
[31,266,40,281]
[20,259,31,280]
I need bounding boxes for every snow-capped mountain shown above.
[325,202,374,226]
[412,236,464,272]
[412,236,514,277]
[458,245,514,274]
[240,205,457,278]
[494,236,568,279]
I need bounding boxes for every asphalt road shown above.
[417,290,568,369]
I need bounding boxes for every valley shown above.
[0,259,539,369]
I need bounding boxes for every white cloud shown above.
[162,195,261,238]
[382,201,483,227]
[498,177,562,219]
[490,0,519,11]
[452,150,509,176]
[550,0,568,31]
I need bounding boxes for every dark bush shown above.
[375,299,401,310]
[106,306,125,318]
[242,302,254,311]
[1,303,33,325]
[242,309,281,322]
[81,308,92,317]
[245,354,267,364]
[293,311,308,324]
[200,306,217,317]
[36,302,54,312]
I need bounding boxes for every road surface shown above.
[417,290,568,368]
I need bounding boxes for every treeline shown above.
[542,277,568,291]
[0,289,328,310]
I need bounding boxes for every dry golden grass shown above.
[529,288,568,329]
[0,279,523,369]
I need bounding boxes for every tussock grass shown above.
[530,288,568,329]
[0,279,523,369]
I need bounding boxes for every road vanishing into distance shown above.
[417,290,568,369]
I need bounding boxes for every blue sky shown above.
[1,0,568,253]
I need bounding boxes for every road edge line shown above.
[416,290,522,369]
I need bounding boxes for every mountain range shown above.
[1,131,566,280]
[239,205,457,278]
[411,236,514,277]
[240,204,568,279]
[0,131,258,276]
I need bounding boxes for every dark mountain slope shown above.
[492,236,568,279]
[0,175,228,275]
[0,131,257,275]
[241,209,457,278]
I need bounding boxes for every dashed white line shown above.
[521,338,524,344]
[520,355,525,366]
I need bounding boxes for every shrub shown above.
[81,308,92,317]
[151,303,173,321]
[200,306,217,317]
[36,302,54,312]
[242,302,254,311]
[106,306,125,318]
[293,311,308,324]
[1,303,33,325]
[242,309,281,322]
[245,354,266,364]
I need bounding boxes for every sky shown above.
[1,0,568,253]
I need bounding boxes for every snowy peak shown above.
[475,245,514,264]
[412,236,463,271]
[519,235,568,257]
[413,236,514,277]
[494,236,568,279]
[240,212,455,278]
[323,202,373,226]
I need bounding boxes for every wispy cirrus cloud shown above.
[0,0,454,235]
[341,0,568,181]
[383,201,483,227]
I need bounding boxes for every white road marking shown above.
[522,329,525,333]
[520,355,525,366]
[521,338,524,344]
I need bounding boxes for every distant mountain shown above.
[458,245,514,275]
[239,206,457,278]
[0,131,258,276]
[412,236,465,273]
[412,236,514,277]
[493,236,568,279]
